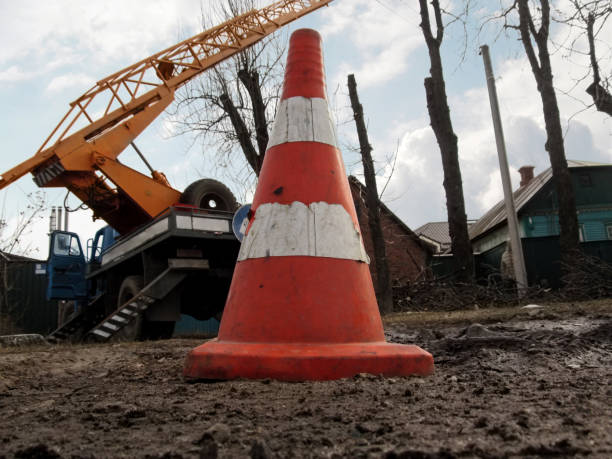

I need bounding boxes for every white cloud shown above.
[0,65,32,83]
[320,0,423,90]
[0,0,203,78]
[46,73,95,93]
[475,169,502,212]
[381,124,449,226]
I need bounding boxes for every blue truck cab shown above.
[46,226,118,301]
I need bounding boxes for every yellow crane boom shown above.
[0,0,333,234]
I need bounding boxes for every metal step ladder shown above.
[47,294,104,342]
[88,259,208,341]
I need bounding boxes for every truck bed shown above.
[90,206,238,278]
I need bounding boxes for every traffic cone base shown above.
[184,341,434,381]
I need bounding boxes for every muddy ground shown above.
[0,300,611,458]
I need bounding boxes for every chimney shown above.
[49,207,57,233]
[518,165,535,187]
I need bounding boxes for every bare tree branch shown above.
[554,0,612,117]
[0,191,47,256]
[169,0,286,192]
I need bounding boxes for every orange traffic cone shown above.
[184,29,434,381]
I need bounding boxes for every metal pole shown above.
[480,45,528,296]
[49,207,57,233]
[57,207,63,231]
[64,207,69,232]
[130,141,155,174]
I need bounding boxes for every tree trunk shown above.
[540,81,581,255]
[347,74,394,315]
[219,93,263,174]
[238,69,270,164]
[419,0,475,282]
[517,0,581,258]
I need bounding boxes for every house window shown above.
[578,173,592,187]
[606,224,612,240]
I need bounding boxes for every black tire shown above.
[114,275,144,341]
[180,179,237,212]
[116,275,176,341]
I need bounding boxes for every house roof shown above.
[348,176,431,252]
[0,250,44,263]
[469,160,612,241]
[414,221,451,248]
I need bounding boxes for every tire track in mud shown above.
[388,316,612,370]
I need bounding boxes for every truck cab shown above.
[46,231,88,301]
[46,226,119,300]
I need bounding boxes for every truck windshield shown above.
[54,234,81,257]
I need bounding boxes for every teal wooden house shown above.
[470,160,612,253]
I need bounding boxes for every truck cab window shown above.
[54,234,81,257]
[69,237,81,256]
[54,234,70,256]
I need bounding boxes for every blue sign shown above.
[232,204,252,242]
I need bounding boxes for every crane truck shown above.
[0,0,334,342]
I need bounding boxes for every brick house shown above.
[348,176,432,287]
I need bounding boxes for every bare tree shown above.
[560,0,612,117]
[502,0,581,258]
[347,74,393,315]
[418,0,475,282]
[0,191,46,334]
[0,191,47,256]
[172,0,286,191]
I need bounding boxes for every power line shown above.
[373,0,413,24]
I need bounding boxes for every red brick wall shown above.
[350,182,430,287]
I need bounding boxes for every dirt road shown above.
[1,300,611,458]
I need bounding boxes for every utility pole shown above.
[480,45,528,295]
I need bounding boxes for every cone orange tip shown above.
[183,28,434,381]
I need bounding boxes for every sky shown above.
[0,0,610,257]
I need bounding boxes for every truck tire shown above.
[115,275,176,341]
[115,275,144,341]
[180,179,237,212]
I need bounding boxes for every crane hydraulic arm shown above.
[0,0,333,234]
